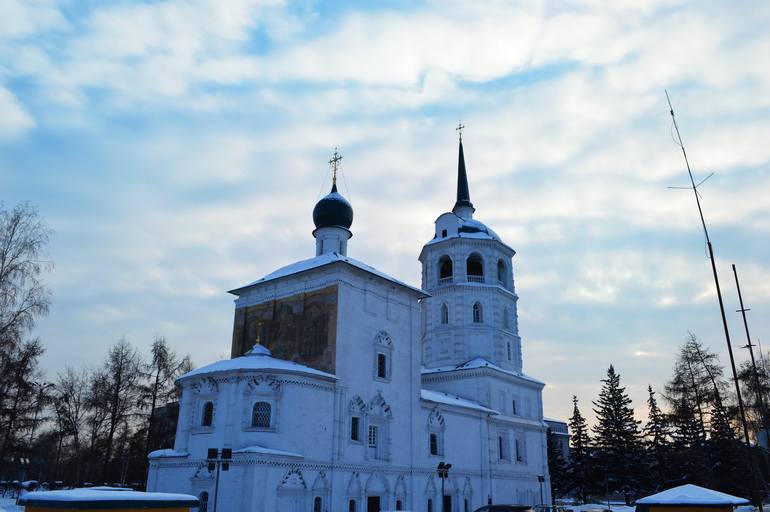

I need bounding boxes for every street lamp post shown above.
[538,476,545,507]
[207,447,232,512]
[437,462,452,512]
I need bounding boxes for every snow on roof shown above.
[147,449,189,459]
[19,489,199,507]
[229,252,427,297]
[636,484,749,506]
[421,389,499,414]
[178,344,337,382]
[234,445,303,458]
[544,417,567,424]
[422,357,545,385]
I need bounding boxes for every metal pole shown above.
[213,459,221,512]
[667,92,763,505]
[441,474,445,512]
[733,264,770,440]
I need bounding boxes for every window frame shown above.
[250,401,272,429]
[472,302,483,323]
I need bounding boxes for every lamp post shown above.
[538,475,545,507]
[207,447,232,512]
[437,462,451,512]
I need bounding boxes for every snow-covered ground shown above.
[0,496,22,512]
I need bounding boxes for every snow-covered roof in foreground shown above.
[230,252,427,297]
[421,389,499,414]
[636,484,749,506]
[422,357,545,385]
[19,489,199,507]
[178,344,337,382]
[234,445,303,458]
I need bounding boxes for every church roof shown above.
[313,183,353,230]
[178,344,337,382]
[421,389,498,414]
[229,251,427,297]
[453,140,474,213]
[422,357,544,386]
[425,214,508,247]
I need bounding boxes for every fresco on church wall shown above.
[230,285,338,373]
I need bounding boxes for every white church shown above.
[146,135,552,512]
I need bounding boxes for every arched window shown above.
[396,500,403,511]
[466,253,484,282]
[251,401,271,428]
[439,256,453,283]
[314,497,322,512]
[201,401,214,427]
[349,500,357,512]
[440,303,449,325]
[497,259,507,285]
[503,307,510,330]
[430,432,438,455]
[472,302,483,323]
[507,342,512,361]
[428,498,434,512]
[199,492,209,512]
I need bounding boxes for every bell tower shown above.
[418,131,522,372]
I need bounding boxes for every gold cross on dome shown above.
[456,122,465,142]
[329,147,343,186]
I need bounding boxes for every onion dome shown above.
[312,183,353,230]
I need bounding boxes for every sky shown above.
[1,0,770,425]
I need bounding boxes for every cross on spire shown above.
[329,147,343,186]
[456,122,465,142]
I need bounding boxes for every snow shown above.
[636,484,750,506]
[148,448,190,459]
[421,389,499,414]
[234,445,303,458]
[422,357,545,385]
[0,497,21,512]
[178,344,338,382]
[229,252,427,297]
[19,488,198,507]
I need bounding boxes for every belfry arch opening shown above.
[497,259,508,287]
[466,253,484,282]
[439,256,453,283]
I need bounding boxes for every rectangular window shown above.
[498,434,505,460]
[512,399,517,415]
[507,342,512,361]
[368,425,378,448]
[429,432,438,455]
[351,416,360,441]
[377,353,387,378]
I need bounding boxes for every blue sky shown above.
[2,0,770,423]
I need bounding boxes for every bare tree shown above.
[55,367,89,482]
[140,336,192,457]
[0,203,52,467]
[100,339,143,474]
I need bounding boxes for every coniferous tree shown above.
[644,385,671,491]
[547,427,568,501]
[709,391,754,497]
[568,395,593,502]
[592,365,642,503]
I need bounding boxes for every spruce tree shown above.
[568,395,593,503]
[547,428,568,502]
[709,391,753,497]
[644,385,671,491]
[592,365,642,502]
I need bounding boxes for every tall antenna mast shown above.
[733,263,770,443]
[666,91,762,502]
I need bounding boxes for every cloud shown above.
[0,84,35,138]
[3,0,770,427]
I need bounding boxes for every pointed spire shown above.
[453,123,474,216]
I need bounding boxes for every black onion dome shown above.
[313,183,353,229]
